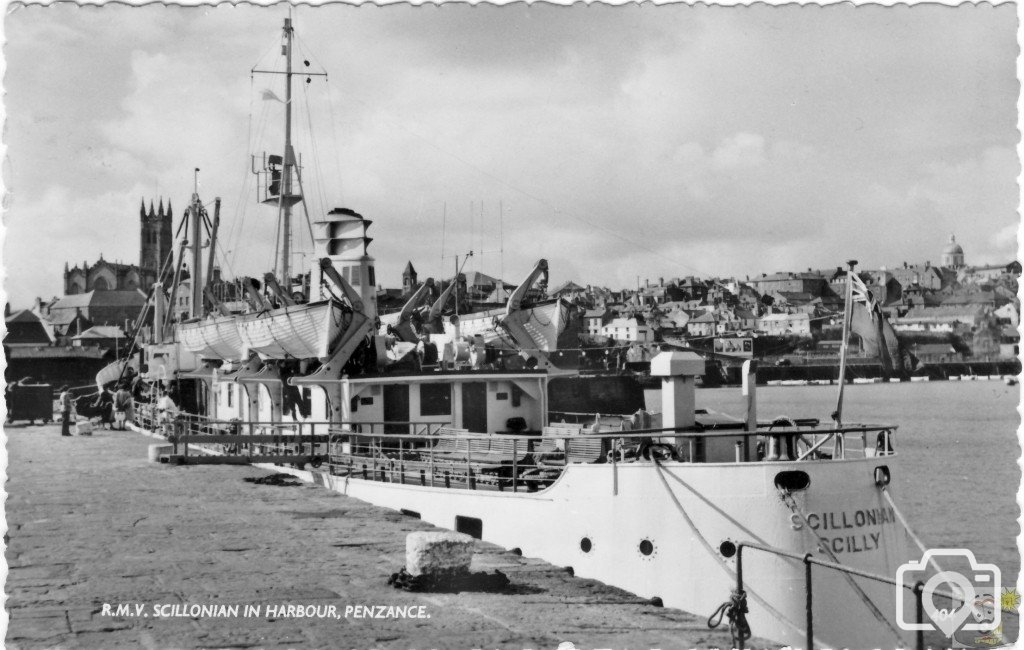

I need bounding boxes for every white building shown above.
[756,312,811,336]
[600,317,653,343]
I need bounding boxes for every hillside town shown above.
[4,196,1018,389]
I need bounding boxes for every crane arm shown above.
[319,258,365,314]
[427,277,458,321]
[263,273,296,307]
[399,277,435,323]
[506,259,548,315]
[242,277,273,311]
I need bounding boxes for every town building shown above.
[750,271,830,298]
[70,325,127,352]
[3,309,53,347]
[756,312,812,337]
[43,290,147,336]
[600,316,653,343]
[584,308,611,337]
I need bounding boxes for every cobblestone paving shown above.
[5,424,751,649]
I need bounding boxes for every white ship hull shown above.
[237,300,346,360]
[268,455,908,648]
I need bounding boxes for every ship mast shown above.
[189,167,204,319]
[251,16,327,296]
[280,16,294,289]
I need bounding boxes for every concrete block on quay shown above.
[406,531,474,577]
[147,443,173,463]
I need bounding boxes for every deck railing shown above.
[321,422,897,493]
[133,399,895,479]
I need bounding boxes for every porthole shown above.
[639,539,655,556]
[580,537,593,553]
[719,540,737,558]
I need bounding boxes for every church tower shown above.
[402,261,418,296]
[140,198,174,290]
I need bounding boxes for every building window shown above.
[227,384,233,407]
[420,383,452,416]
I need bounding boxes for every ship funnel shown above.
[312,207,377,320]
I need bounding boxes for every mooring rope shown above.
[650,460,809,644]
[879,486,943,573]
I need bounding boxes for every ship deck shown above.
[5,422,767,649]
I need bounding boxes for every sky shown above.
[2,3,1019,307]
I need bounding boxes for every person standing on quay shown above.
[113,383,133,430]
[93,386,114,429]
[57,385,74,436]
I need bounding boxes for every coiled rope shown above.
[707,589,751,646]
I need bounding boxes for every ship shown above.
[131,17,926,648]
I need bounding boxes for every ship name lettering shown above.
[824,531,882,554]
[806,507,894,531]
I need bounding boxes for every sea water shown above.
[648,381,1021,585]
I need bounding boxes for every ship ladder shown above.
[650,460,808,646]
[779,489,906,643]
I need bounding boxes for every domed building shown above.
[941,234,965,269]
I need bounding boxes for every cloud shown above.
[2,4,1017,306]
[712,132,766,170]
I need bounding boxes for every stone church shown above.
[64,198,174,294]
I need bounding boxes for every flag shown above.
[847,273,916,374]
[261,89,287,103]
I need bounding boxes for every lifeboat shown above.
[236,299,348,360]
[177,315,246,362]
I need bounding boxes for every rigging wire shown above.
[294,36,332,215]
[294,33,345,206]
[298,77,324,240]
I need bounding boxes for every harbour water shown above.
[679,380,1022,585]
